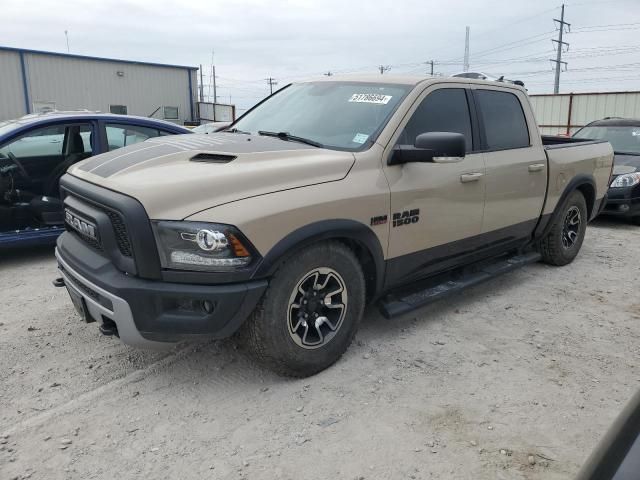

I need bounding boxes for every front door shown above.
[383,86,486,287]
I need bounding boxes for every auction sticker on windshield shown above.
[349,93,392,104]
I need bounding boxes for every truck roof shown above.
[299,74,527,91]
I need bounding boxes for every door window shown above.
[399,88,473,152]
[0,125,66,158]
[105,124,160,151]
[475,90,529,150]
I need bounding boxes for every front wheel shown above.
[240,242,366,377]
[538,190,588,266]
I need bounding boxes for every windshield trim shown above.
[228,81,413,153]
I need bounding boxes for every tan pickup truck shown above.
[55,75,614,376]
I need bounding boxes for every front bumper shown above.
[56,232,267,347]
[601,186,640,218]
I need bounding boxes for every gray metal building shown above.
[0,46,198,124]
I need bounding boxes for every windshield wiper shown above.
[258,130,323,148]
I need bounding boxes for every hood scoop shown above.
[190,153,236,163]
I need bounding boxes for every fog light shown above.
[202,300,215,314]
[619,204,630,212]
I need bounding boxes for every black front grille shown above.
[105,210,133,257]
[73,229,103,251]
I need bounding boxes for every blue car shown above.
[0,111,190,247]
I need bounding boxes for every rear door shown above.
[383,85,486,286]
[472,88,547,241]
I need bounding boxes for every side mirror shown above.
[389,132,466,165]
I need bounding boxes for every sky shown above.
[3,0,640,112]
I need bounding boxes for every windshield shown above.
[232,82,411,151]
[574,125,640,155]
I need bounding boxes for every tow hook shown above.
[52,277,65,288]
[99,318,119,337]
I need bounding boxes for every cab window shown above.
[398,88,473,152]
[475,90,530,150]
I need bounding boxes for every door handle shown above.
[460,172,484,183]
[528,163,546,173]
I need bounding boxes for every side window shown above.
[105,124,160,151]
[0,125,65,158]
[163,106,179,120]
[0,124,93,160]
[109,105,128,115]
[476,90,530,150]
[399,88,473,152]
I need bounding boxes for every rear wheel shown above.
[240,242,365,377]
[538,190,588,266]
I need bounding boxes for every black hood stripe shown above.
[76,133,315,178]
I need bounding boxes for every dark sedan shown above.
[574,118,640,225]
[0,111,190,247]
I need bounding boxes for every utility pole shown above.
[427,60,434,76]
[463,26,470,72]
[199,64,204,102]
[266,77,278,94]
[212,63,217,104]
[551,4,570,94]
[324,71,333,76]
[378,65,391,75]
[64,30,70,53]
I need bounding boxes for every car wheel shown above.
[240,241,366,377]
[538,190,588,266]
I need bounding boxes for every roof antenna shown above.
[64,30,70,53]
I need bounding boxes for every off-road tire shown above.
[538,190,588,266]
[240,241,366,377]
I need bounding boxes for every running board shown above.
[378,251,541,319]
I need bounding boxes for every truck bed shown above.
[540,136,614,218]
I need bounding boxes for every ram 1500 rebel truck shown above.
[55,76,614,377]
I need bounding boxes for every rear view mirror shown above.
[389,132,466,165]
[415,132,466,162]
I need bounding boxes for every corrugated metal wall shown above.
[530,92,640,135]
[0,48,197,124]
[0,50,28,121]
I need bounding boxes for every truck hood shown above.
[68,133,355,219]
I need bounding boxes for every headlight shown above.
[152,221,255,271]
[610,172,640,188]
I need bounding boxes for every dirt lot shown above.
[1,219,639,480]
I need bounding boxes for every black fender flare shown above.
[252,219,386,297]
[533,174,597,242]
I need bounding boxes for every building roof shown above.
[0,45,198,71]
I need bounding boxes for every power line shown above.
[551,4,570,94]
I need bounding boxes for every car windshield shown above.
[232,81,411,151]
[574,125,640,155]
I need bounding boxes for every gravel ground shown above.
[1,219,639,480]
